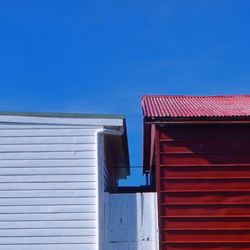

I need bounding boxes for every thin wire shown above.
[108,166,148,169]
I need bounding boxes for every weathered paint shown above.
[156,124,250,250]
[105,193,159,250]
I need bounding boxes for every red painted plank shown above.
[159,125,250,134]
[163,243,250,250]
[161,204,250,217]
[160,179,250,191]
[160,166,250,178]
[161,192,250,204]
[162,217,250,230]
[159,126,250,140]
[160,140,250,153]
[160,153,250,166]
[162,230,250,242]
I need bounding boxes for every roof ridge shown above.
[0,111,125,119]
[142,94,250,99]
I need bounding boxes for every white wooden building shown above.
[0,112,131,250]
[0,112,159,250]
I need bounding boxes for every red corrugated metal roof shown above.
[142,95,250,118]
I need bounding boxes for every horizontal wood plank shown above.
[161,204,250,217]
[0,129,97,137]
[0,151,96,160]
[0,245,96,250]
[0,205,96,214]
[162,217,250,230]
[0,159,95,167]
[160,179,250,191]
[0,144,95,152]
[0,235,96,244]
[0,136,95,145]
[0,167,96,175]
[0,213,96,221]
[0,228,96,237]
[0,175,96,183]
[0,197,96,206]
[0,220,96,229]
[0,182,96,190]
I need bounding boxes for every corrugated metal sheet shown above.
[142,95,250,118]
[156,124,250,250]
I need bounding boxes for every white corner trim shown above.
[95,127,125,250]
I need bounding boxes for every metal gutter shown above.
[97,124,130,178]
[144,120,250,124]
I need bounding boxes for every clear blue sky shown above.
[0,1,250,185]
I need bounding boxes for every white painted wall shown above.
[0,115,126,250]
[105,193,159,250]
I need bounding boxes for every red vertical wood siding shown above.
[156,124,250,250]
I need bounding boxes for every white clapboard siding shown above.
[0,167,96,175]
[0,175,96,182]
[0,159,95,167]
[0,120,101,249]
[0,212,96,221]
[0,190,96,198]
[0,220,96,228]
[0,128,97,137]
[0,245,96,250]
[0,144,95,152]
[0,236,97,244]
[0,205,96,213]
[0,182,96,190]
[0,228,96,237]
[0,136,95,145]
[0,197,96,206]
[0,151,96,160]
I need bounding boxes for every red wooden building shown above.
[142,95,250,250]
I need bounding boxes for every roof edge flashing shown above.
[0,113,125,127]
[0,111,125,120]
[144,117,250,123]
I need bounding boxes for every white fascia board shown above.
[0,115,124,127]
